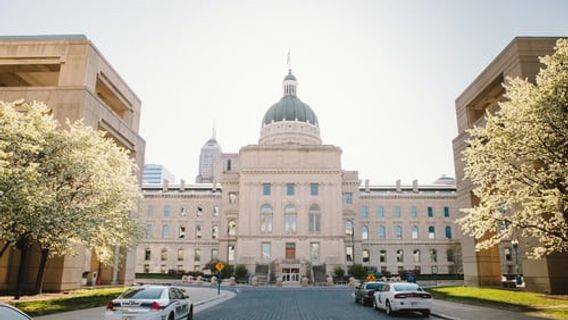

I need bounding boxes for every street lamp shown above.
[511,239,521,284]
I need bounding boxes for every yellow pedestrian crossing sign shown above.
[367,274,376,282]
[215,262,225,272]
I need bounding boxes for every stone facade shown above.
[137,70,459,283]
[0,35,145,291]
[452,36,568,293]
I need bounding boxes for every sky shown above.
[1,0,567,185]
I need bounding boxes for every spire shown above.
[212,121,216,140]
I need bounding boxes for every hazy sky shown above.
[1,0,567,184]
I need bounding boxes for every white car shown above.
[373,282,432,316]
[105,285,193,320]
[0,303,33,320]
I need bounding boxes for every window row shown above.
[146,205,219,218]
[346,248,456,264]
[260,204,321,233]
[359,205,451,219]
[144,246,236,272]
[345,221,453,240]
[146,221,237,239]
[260,242,320,261]
[262,183,320,196]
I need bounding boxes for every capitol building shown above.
[137,69,460,283]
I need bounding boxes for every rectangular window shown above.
[360,206,368,219]
[163,205,171,217]
[177,249,184,261]
[197,206,203,216]
[144,248,151,261]
[194,249,201,262]
[178,226,186,239]
[411,206,417,218]
[284,214,297,233]
[146,224,153,239]
[147,205,155,217]
[287,183,295,196]
[380,250,387,263]
[144,264,150,273]
[213,206,219,217]
[346,246,353,262]
[228,245,235,262]
[343,192,352,204]
[444,206,450,218]
[161,249,167,261]
[309,213,321,232]
[428,206,433,217]
[162,224,169,239]
[310,183,319,196]
[196,225,202,239]
[394,206,401,218]
[310,242,320,261]
[229,192,238,204]
[377,207,384,218]
[261,242,271,260]
[211,249,218,260]
[262,183,271,196]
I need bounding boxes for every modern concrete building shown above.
[137,69,460,284]
[143,164,175,185]
[0,35,145,291]
[452,36,568,293]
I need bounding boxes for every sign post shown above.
[366,274,376,282]
[215,262,225,295]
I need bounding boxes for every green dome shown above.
[262,95,319,126]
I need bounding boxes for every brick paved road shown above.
[196,287,430,320]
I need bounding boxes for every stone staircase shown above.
[254,263,270,285]
[312,264,327,285]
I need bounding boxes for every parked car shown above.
[354,281,386,306]
[105,285,193,320]
[373,282,431,316]
[0,302,33,320]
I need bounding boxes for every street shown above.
[196,287,430,320]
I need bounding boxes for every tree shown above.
[459,38,568,259]
[0,101,142,298]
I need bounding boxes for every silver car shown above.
[105,285,193,320]
[0,303,33,320]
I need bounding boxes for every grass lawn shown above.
[426,286,568,319]
[6,287,127,317]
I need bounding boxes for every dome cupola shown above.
[259,68,321,145]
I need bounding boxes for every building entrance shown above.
[281,268,300,282]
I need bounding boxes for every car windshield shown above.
[393,284,421,292]
[366,283,383,290]
[121,287,164,299]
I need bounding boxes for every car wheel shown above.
[422,310,430,317]
[360,296,366,305]
[187,305,193,320]
[354,295,358,303]
[372,299,378,310]
[385,300,393,316]
[168,312,175,320]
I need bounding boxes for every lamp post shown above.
[351,222,355,264]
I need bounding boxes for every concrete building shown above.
[195,129,222,183]
[0,35,145,291]
[137,69,460,284]
[452,36,568,293]
[143,164,175,185]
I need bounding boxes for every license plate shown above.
[122,317,135,320]
[411,302,419,306]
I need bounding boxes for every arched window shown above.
[195,225,202,239]
[430,249,438,262]
[260,204,273,233]
[411,225,419,240]
[428,226,436,239]
[362,249,370,263]
[211,248,218,260]
[396,249,404,262]
[284,205,297,233]
[345,220,354,236]
[394,225,403,239]
[309,204,321,232]
[228,220,237,236]
[378,225,386,239]
[445,226,452,239]
[361,225,369,240]
[413,249,420,262]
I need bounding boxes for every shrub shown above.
[333,266,345,279]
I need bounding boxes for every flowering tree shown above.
[0,101,142,298]
[460,39,568,259]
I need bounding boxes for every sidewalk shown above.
[431,299,545,320]
[35,286,236,320]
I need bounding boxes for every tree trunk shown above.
[14,243,29,300]
[0,242,9,258]
[34,249,49,294]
